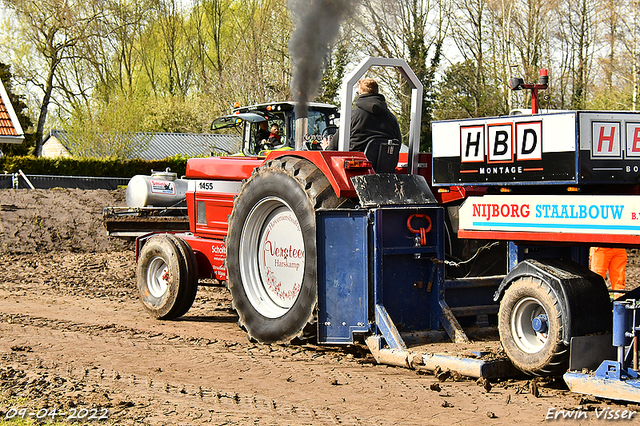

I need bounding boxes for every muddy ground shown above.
[0,188,639,425]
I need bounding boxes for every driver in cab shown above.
[257,123,283,151]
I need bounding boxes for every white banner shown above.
[459,195,640,235]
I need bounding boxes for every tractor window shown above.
[303,109,338,141]
[245,114,287,156]
[307,110,329,136]
[269,115,286,143]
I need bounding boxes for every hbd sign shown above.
[432,112,578,185]
[461,121,542,164]
[434,111,640,186]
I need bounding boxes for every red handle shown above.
[407,214,432,246]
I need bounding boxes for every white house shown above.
[0,78,24,148]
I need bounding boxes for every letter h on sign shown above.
[460,125,485,163]
[592,122,621,157]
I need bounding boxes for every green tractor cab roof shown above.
[211,102,338,132]
[211,112,267,131]
[232,101,338,114]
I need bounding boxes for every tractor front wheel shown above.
[137,234,198,319]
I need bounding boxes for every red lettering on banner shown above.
[471,203,530,221]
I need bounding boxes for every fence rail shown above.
[0,172,129,190]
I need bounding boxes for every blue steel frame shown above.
[317,210,370,343]
[563,293,640,403]
[507,241,589,272]
[317,206,445,345]
[371,207,444,334]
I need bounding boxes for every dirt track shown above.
[0,189,639,425]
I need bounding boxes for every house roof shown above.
[0,78,24,144]
[48,130,242,160]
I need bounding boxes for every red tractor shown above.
[132,57,426,344]
[124,57,640,402]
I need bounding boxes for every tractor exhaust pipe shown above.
[295,117,308,151]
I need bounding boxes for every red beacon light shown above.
[508,68,549,114]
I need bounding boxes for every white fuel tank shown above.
[126,169,188,207]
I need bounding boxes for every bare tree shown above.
[353,0,447,150]
[615,0,640,110]
[486,0,516,110]
[188,0,233,93]
[450,0,489,116]
[3,0,105,156]
[561,0,597,109]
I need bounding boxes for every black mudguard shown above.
[350,174,437,207]
[494,259,612,345]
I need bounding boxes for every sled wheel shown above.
[226,156,345,343]
[137,234,197,319]
[498,277,568,376]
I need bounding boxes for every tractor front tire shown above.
[137,234,198,319]
[498,277,568,376]
[226,156,344,344]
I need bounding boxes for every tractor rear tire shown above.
[226,156,345,344]
[137,234,198,319]
[498,277,568,376]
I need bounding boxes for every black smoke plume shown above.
[288,0,357,118]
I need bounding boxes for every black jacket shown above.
[328,93,401,151]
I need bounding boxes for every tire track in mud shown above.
[2,251,625,424]
[0,313,380,425]
[0,309,569,425]
[0,309,504,425]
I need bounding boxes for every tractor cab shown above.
[211,102,339,156]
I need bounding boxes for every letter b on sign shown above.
[487,124,513,162]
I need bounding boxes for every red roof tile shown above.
[0,94,18,136]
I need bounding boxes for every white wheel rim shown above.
[239,197,305,318]
[510,297,548,353]
[147,256,169,298]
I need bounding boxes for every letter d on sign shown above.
[516,121,542,160]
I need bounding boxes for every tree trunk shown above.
[34,60,57,157]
